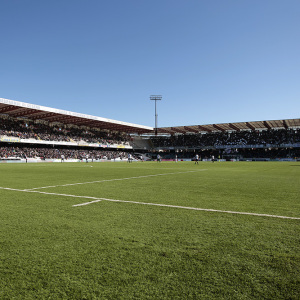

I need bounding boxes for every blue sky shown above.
[1,0,299,128]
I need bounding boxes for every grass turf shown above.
[0,161,299,299]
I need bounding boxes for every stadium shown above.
[1,97,299,299]
[1,98,299,163]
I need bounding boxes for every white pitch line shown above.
[0,186,102,202]
[24,170,207,191]
[73,197,300,220]
[72,199,102,206]
[0,186,299,220]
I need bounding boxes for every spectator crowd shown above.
[0,116,131,145]
[0,146,134,161]
[151,129,300,148]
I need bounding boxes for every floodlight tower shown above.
[150,95,162,135]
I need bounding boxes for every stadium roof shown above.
[0,98,153,134]
[1,98,299,136]
[156,118,300,135]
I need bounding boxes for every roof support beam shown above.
[213,124,225,132]
[198,125,211,132]
[245,122,255,130]
[74,119,96,125]
[30,112,56,120]
[45,115,75,122]
[171,127,186,134]
[263,121,271,129]
[282,120,288,129]
[157,128,174,134]
[0,105,20,113]
[10,109,40,117]
[184,126,199,133]
[35,113,59,120]
[229,123,240,131]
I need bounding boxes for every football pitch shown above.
[0,161,299,299]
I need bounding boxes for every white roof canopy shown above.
[0,98,153,134]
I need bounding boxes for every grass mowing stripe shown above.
[1,186,299,220]
[24,169,207,190]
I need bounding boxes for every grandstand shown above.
[0,97,299,162]
[149,119,300,161]
[0,97,153,162]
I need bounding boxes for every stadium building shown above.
[0,97,299,162]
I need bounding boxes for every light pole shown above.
[150,95,162,135]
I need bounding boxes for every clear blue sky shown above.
[1,0,299,128]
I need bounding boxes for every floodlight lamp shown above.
[150,95,162,101]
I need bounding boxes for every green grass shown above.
[0,161,299,299]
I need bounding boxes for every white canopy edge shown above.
[0,97,153,130]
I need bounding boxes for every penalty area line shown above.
[73,197,300,220]
[1,186,299,220]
